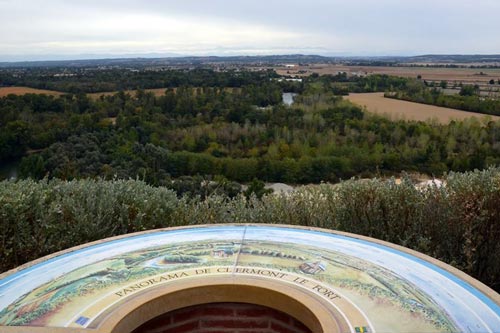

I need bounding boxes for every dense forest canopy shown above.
[0,68,281,93]
[1,70,500,195]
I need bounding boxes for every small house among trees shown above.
[300,261,327,274]
[212,247,235,258]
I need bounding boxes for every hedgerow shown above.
[1,168,499,291]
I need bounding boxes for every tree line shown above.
[0,68,280,93]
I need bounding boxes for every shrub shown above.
[1,168,500,291]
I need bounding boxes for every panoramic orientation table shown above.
[1,224,500,333]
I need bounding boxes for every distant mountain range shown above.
[375,54,500,63]
[1,54,500,68]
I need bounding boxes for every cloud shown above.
[0,10,311,55]
[1,0,500,60]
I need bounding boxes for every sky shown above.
[1,0,500,61]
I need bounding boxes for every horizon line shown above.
[2,53,500,65]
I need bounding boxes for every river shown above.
[282,92,297,106]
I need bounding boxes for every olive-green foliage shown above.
[1,168,500,292]
[0,178,180,270]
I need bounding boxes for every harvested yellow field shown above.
[346,92,500,124]
[0,86,63,97]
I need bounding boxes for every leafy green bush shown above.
[0,178,179,270]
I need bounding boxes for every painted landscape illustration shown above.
[0,233,458,333]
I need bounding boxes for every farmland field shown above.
[346,92,500,123]
[275,64,500,84]
[0,86,63,97]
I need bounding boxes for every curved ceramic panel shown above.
[1,225,499,333]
